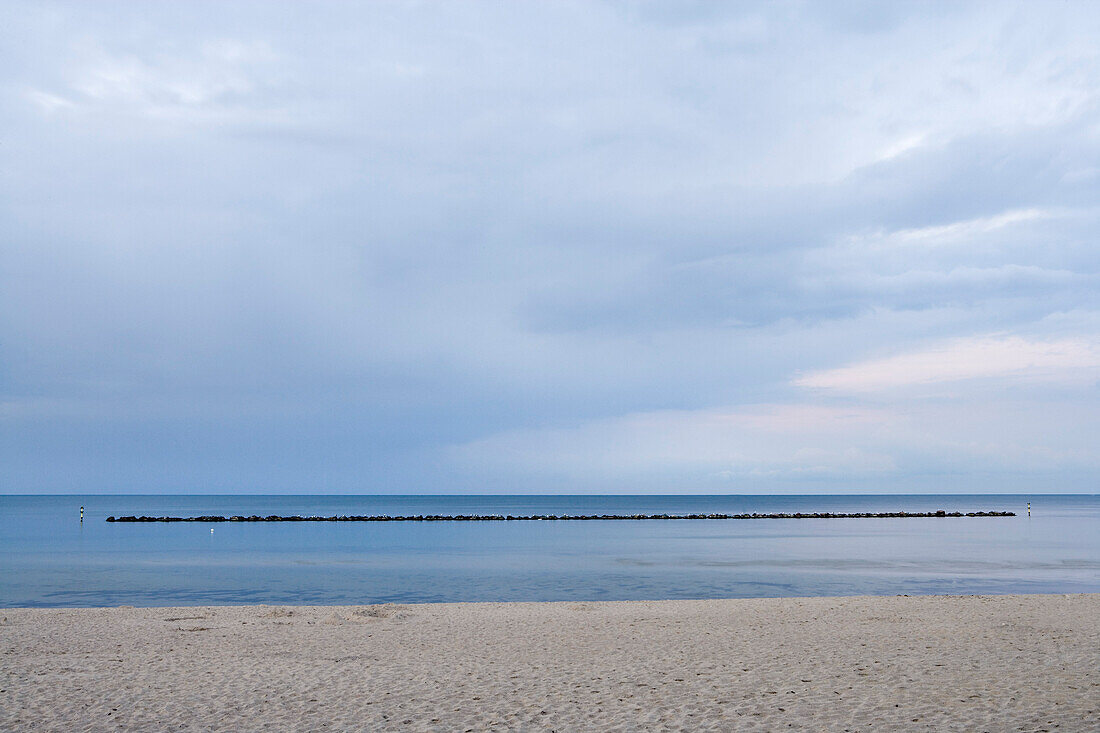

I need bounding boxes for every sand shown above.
[2,595,1096,732]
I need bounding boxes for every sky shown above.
[1,1,1099,494]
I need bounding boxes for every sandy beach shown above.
[2,594,1096,732]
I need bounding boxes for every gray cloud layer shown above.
[2,1,1098,492]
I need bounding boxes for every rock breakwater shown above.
[106,510,1015,522]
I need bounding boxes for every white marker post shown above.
[80,506,84,523]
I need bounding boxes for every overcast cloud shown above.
[2,1,1098,493]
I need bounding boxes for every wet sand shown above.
[2,594,1097,731]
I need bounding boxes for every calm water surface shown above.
[1,494,1097,607]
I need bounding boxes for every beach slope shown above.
[2,594,1097,731]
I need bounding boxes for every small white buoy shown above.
[211,528,215,533]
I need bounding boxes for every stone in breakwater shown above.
[105,510,1015,522]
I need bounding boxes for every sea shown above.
[1,494,1097,608]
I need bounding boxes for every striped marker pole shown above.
[80,506,84,523]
